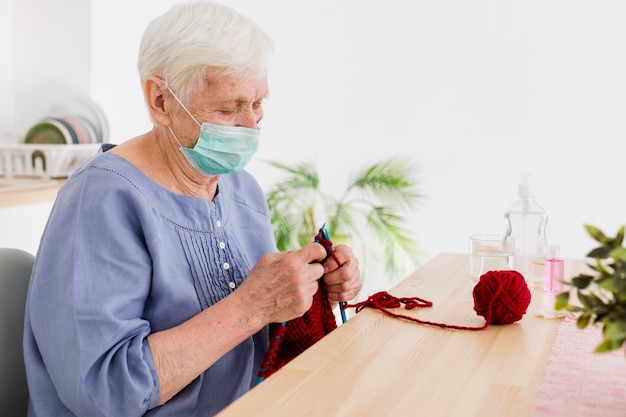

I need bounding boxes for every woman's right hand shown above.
[234,243,327,324]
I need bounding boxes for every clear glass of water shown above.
[469,234,515,287]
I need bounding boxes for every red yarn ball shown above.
[472,270,531,325]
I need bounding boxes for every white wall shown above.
[3,1,626,286]
[2,0,91,136]
[0,0,90,255]
[0,0,15,140]
[0,201,54,255]
[92,0,626,263]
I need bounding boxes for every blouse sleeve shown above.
[26,167,161,416]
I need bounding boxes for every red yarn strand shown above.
[344,291,489,331]
[314,232,342,265]
[343,270,531,330]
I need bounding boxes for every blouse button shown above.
[228,282,236,289]
[223,262,230,270]
[216,220,222,228]
[219,242,225,249]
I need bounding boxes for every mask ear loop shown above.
[161,79,202,128]
[167,126,185,149]
[161,79,202,149]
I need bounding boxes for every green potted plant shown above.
[555,224,626,353]
[264,157,422,278]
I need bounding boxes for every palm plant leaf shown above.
[347,157,421,210]
[266,160,319,191]
[271,212,310,251]
[265,160,321,250]
[325,199,361,240]
[365,206,421,273]
[265,156,423,283]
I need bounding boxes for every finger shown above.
[321,244,351,273]
[300,242,328,264]
[289,245,325,284]
[327,284,361,303]
[324,255,359,286]
[325,267,361,291]
[326,263,361,301]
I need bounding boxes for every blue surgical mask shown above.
[164,81,260,176]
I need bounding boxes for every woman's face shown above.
[169,67,268,147]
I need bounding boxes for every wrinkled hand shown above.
[320,244,362,303]
[236,243,327,324]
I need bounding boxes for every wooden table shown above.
[217,253,586,417]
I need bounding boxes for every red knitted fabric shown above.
[257,227,340,381]
[265,281,337,377]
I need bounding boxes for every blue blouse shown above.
[24,146,275,416]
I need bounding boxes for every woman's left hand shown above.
[321,244,362,303]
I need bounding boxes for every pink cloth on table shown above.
[533,316,626,417]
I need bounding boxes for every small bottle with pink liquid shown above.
[544,245,564,293]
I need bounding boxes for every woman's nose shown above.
[236,107,261,129]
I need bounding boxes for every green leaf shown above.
[594,338,623,353]
[571,275,593,289]
[587,246,611,259]
[576,313,591,329]
[609,246,626,262]
[615,226,625,247]
[597,275,626,295]
[602,321,626,343]
[577,293,599,309]
[564,305,583,313]
[554,291,570,310]
[585,224,608,244]
[326,200,360,239]
[594,258,613,275]
[364,206,420,272]
[349,157,421,211]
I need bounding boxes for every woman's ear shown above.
[144,76,171,127]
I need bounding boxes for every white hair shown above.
[137,1,273,101]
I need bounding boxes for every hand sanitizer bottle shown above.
[544,244,564,292]
[504,174,549,287]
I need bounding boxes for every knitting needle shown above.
[317,224,347,324]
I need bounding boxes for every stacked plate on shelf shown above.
[24,97,109,145]
[0,97,107,179]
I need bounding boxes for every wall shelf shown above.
[0,178,65,208]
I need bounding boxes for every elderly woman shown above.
[23,2,361,416]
